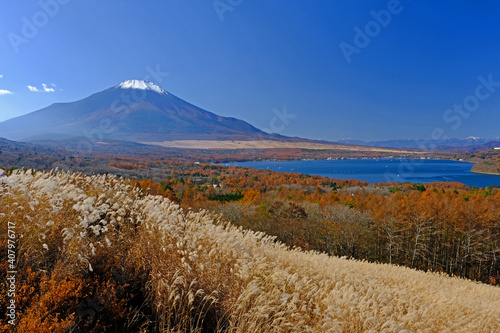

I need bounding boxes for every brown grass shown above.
[1,169,499,332]
[140,140,423,154]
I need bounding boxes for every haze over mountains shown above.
[335,137,500,152]
[0,80,276,142]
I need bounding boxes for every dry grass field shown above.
[1,170,499,332]
[141,140,423,154]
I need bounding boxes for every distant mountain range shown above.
[0,80,281,142]
[1,80,496,154]
[335,137,500,153]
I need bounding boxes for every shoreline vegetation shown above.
[471,168,500,176]
[470,161,500,176]
[468,149,500,176]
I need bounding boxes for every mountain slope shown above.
[0,80,271,142]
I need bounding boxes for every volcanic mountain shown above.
[0,80,273,142]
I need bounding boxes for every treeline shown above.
[108,161,149,170]
[132,164,500,283]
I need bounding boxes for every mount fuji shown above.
[0,80,275,142]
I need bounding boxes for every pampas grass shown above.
[1,169,499,332]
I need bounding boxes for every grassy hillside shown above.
[1,170,499,332]
[469,149,500,175]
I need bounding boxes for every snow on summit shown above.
[117,80,168,94]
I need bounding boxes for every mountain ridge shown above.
[335,137,500,152]
[0,80,279,142]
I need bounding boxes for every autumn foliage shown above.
[132,164,500,283]
[109,161,149,170]
[1,168,499,332]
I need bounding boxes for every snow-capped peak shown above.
[117,80,168,95]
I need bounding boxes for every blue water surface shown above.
[226,159,500,188]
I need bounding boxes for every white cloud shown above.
[27,83,56,92]
[0,89,13,95]
[42,83,55,92]
[0,75,3,78]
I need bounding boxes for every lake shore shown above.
[471,168,500,176]
[228,159,500,187]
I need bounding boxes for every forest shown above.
[1,140,499,284]
[128,162,500,284]
[1,169,499,332]
[1,139,499,284]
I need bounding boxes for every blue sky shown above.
[1,0,500,141]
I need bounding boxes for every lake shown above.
[226,159,500,188]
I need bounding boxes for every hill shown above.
[0,81,439,158]
[469,148,500,175]
[1,170,499,332]
[0,80,448,159]
[0,80,275,142]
